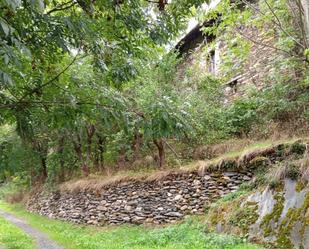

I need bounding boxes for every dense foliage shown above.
[0,0,308,184]
[0,0,206,181]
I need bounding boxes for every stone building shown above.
[174,0,303,102]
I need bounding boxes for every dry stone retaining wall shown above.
[27,171,252,225]
[27,140,307,226]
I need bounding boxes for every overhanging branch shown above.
[46,1,78,15]
[18,50,84,103]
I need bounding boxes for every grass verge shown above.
[0,201,263,249]
[0,215,35,249]
[60,136,309,193]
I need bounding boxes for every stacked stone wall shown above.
[27,171,252,225]
[27,141,307,226]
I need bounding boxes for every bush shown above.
[225,97,260,136]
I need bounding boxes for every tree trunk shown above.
[81,162,90,177]
[58,136,65,182]
[40,155,48,180]
[95,134,106,171]
[117,148,127,169]
[32,141,48,181]
[153,138,165,167]
[132,132,142,161]
[86,124,95,163]
[73,134,89,177]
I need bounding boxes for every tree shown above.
[0,0,208,179]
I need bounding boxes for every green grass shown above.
[204,233,261,249]
[0,216,35,249]
[205,183,254,213]
[204,138,301,166]
[0,201,263,249]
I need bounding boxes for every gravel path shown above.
[0,210,64,249]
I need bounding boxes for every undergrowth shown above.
[0,181,28,203]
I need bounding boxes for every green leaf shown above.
[0,71,13,86]
[0,19,10,37]
[3,54,9,65]
[4,0,21,11]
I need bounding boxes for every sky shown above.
[186,0,221,32]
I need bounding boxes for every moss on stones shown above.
[248,156,271,170]
[274,144,287,158]
[275,191,309,248]
[295,181,306,192]
[228,201,259,234]
[260,192,285,237]
[205,188,258,236]
[218,158,238,171]
[290,142,306,156]
[207,175,309,248]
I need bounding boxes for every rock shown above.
[174,194,182,201]
[87,220,98,225]
[243,175,251,181]
[223,172,238,177]
[193,180,201,185]
[180,205,188,211]
[135,207,142,212]
[145,218,154,223]
[204,175,211,180]
[132,216,145,222]
[122,216,131,222]
[97,206,108,211]
[166,212,183,218]
[183,189,189,194]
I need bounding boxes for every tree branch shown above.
[241,0,307,50]
[293,0,309,48]
[233,26,292,55]
[0,100,146,120]
[163,139,180,159]
[263,0,306,49]
[46,1,78,15]
[19,51,84,102]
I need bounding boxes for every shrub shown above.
[225,97,260,136]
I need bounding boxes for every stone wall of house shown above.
[221,27,278,102]
[27,170,252,225]
[177,2,285,103]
